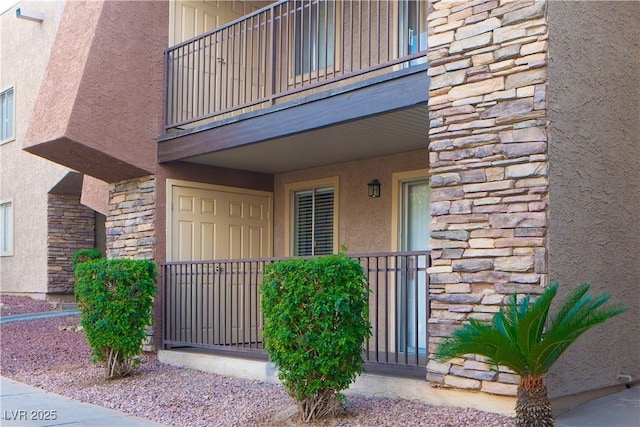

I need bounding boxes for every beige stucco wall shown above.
[0,1,70,295]
[273,149,429,257]
[547,1,640,397]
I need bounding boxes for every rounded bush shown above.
[261,254,371,421]
[74,258,157,379]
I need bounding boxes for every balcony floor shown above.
[158,65,429,174]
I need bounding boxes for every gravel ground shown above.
[0,295,56,316]
[0,297,514,426]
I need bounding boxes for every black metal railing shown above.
[163,251,430,376]
[164,0,428,131]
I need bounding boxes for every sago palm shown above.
[435,282,626,427]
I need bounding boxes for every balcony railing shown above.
[164,0,427,132]
[163,251,431,377]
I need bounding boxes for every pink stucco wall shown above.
[24,0,168,183]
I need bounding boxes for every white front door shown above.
[169,183,272,345]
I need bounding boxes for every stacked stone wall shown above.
[106,176,156,260]
[47,194,95,293]
[105,175,156,351]
[426,0,549,396]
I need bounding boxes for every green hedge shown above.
[74,258,157,379]
[261,254,371,421]
[71,248,103,270]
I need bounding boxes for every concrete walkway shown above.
[1,374,637,427]
[0,377,166,427]
[0,310,80,324]
[555,384,640,427]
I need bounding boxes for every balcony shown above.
[163,251,431,378]
[159,0,429,174]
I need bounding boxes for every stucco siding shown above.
[274,149,429,257]
[23,0,168,183]
[548,1,640,397]
[0,1,70,295]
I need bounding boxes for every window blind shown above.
[293,187,334,256]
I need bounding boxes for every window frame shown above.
[0,199,14,256]
[284,176,339,257]
[0,86,15,145]
[390,169,430,252]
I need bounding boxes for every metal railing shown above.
[164,0,428,132]
[163,251,430,376]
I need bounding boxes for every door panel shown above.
[229,224,243,259]
[178,221,194,260]
[201,222,216,260]
[248,227,263,258]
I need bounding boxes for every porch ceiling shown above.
[185,105,428,174]
[158,67,430,175]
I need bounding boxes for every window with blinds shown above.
[293,186,334,256]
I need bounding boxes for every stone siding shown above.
[106,176,156,260]
[105,175,156,351]
[47,194,95,294]
[426,0,549,395]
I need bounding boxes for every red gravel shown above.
[0,309,514,426]
[0,295,57,316]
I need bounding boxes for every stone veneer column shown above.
[425,1,549,396]
[106,176,155,259]
[47,194,95,294]
[106,175,156,351]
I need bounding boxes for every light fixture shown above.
[368,179,381,198]
[16,8,44,23]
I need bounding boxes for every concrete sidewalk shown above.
[1,375,638,426]
[555,385,640,427]
[0,377,166,427]
[0,310,80,324]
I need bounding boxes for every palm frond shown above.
[531,298,626,374]
[514,283,557,358]
[436,318,528,374]
[435,282,625,377]
[550,283,589,327]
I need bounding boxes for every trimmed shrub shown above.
[72,248,103,270]
[74,258,157,379]
[261,254,371,421]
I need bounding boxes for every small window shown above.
[0,87,15,143]
[292,186,334,256]
[0,200,13,256]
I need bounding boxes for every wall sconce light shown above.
[16,8,44,23]
[368,179,381,198]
